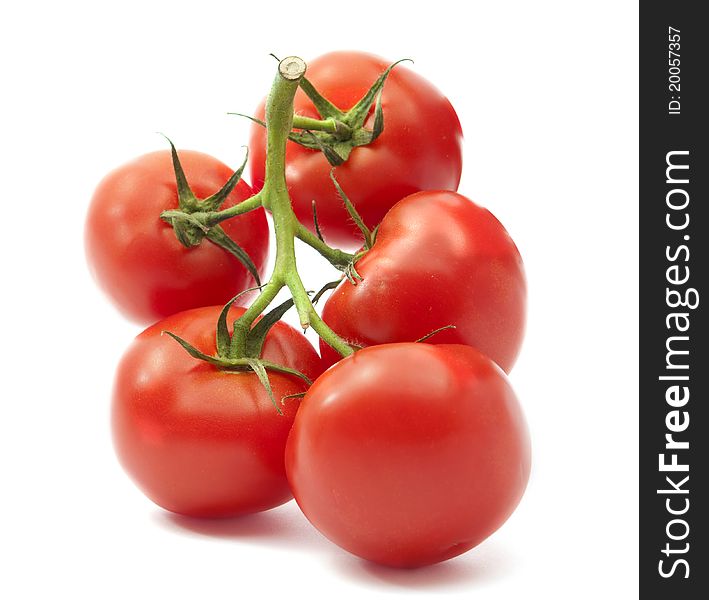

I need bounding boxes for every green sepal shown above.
[228,112,267,128]
[341,249,368,285]
[166,329,313,386]
[244,298,296,358]
[164,333,313,415]
[205,226,262,287]
[281,129,318,149]
[200,148,249,212]
[415,325,457,343]
[329,170,372,248]
[230,113,346,165]
[160,211,208,247]
[215,287,262,357]
[311,280,340,305]
[344,261,363,285]
[344,59,411,129]
[278,60,410,166]
[259,360,312,386]
[216,297,236,357]
[229,112,308,148]
[163,331,230,368]
[281,391,306,404]
[348,124,379,148]
[159,137,262,286]
[370,89,385,141]
[243,358,314,414]
[331,141,355,162]
[303,131,345,166]
[312,200,325,242]
[245,358,281,414]
[165,331,313,386]
[298,77,345,119]
[284,130,349,167]
[161,135,198,211]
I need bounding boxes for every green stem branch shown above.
[292,115,351,138]
[295,222,354,269]
[284,271,352,356]
[232,56,354,359]
[203,191,263,227]
[230,280,282,354]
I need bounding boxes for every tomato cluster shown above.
[86,51,530,571]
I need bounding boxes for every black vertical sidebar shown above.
[640,2,707,598]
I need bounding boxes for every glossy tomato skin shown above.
[86,150,269,325]
[112,305,324,518]
[249,51,463,249]
[286,343,531,568]
[320,191,526,373]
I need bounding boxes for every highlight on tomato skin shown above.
[85,150,269,325]
[111,305,324,518]
[320,190,527,373]
[285,342,531,568]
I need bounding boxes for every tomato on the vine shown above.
[286,343,531,568]
[86,150,269,325]
[320,190,526,373]
[112,305,323,518]
[91,54,532,563]
[249,51,463,249]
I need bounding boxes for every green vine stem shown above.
[201,192,263,227]
[230,56,354,359]
[295,222,354,269]
[291,115,352,139]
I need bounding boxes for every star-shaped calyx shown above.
[237,59,411,166]
[158,137,262,286]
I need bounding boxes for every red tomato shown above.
[249,51,463,249]
[112,305,324,518]
[320,191,526,373]
[86,150,269,325]
[286,343,531,568]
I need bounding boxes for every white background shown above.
[1,1,638,598]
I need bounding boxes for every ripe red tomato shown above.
[320,191,526,373]
[286,343,530,568]
[112,305,324,518]
[249,51,463,249]
[86,150,269,325]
